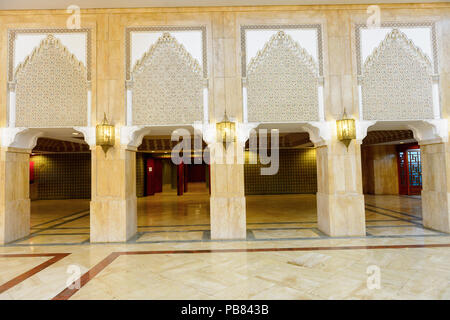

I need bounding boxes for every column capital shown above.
[0,127,42,150]
[73,126,96,149]
[119,125,151,150]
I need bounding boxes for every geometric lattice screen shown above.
[131,32,205,126]
[361,29,434,120]
[245,30,320,123]
[14,35,88,127]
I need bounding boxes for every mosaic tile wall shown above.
[31,153,91,200]
[136,152,146,197]
[244,149,317,195]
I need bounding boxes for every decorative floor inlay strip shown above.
[365,203,421,219]
[53,243,450,300]
[0,253,70,294]
[31,209,90,229]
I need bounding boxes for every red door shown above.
[397,144,422,195]
[154,159,163,193]
[188,164,206,182]
[29,161,35,184]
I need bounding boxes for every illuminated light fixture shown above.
[216,111,236,148]
[96,112,115,155]
[336,110,356,149]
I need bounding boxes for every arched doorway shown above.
[132,127,211,243]
[9,128,92,245]
[360,125,443,237]
[244,124,321,240]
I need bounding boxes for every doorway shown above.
[143,156,210,196]
[397,144,422,195]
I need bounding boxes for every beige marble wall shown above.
[420,142,450,233]
[1,4,447,125]
[316,140,366,236]
[0,4,448,241]
[0,148,30,244]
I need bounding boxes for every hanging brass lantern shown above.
[336,110,356,149]
[96,112,115,154]
[216,111,236,148]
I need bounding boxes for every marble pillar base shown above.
[90,197,137,242]
[317,192,366,237]
[421,190,450,233]
[210,196,246,239]
[0,199,30,244]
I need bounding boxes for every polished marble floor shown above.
[1,185,449,299]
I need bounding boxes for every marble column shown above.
[419,141,450,233]
[316,139,366,236]
[208,12,246,240]
[210,142,246,239]
[90,145,137,242]
[0,147,30,244]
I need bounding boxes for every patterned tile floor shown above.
[1,187,449,299]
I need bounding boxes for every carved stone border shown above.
[7,28,92,82]
[125,26,207,80]
[240,24,324,78]
[355,22,438,76]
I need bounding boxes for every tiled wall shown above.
[136,152,146,197]
[31,153,91,200]
[244,149,317,195]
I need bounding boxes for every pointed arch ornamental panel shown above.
[14,35,88,127]
[131,32,205,126]
[361,29,434,120]
[245,31,320,123]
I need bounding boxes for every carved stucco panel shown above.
[14,35,88,127]
[245,31,320,123]
[131,32,204,126]
[361,29,434,120]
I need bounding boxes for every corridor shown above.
[7,194,445,246]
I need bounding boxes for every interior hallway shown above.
[12,192,446,246]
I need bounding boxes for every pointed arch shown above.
[245,31,320,123]
[131,32,205,126]
[361,29,434,120]
[14,35,88,127]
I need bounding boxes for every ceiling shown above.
[0,0,445,10]
[32,132,313,153]
[33,130,416,153]
[33,137,89,153]
[362,130,415,145]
